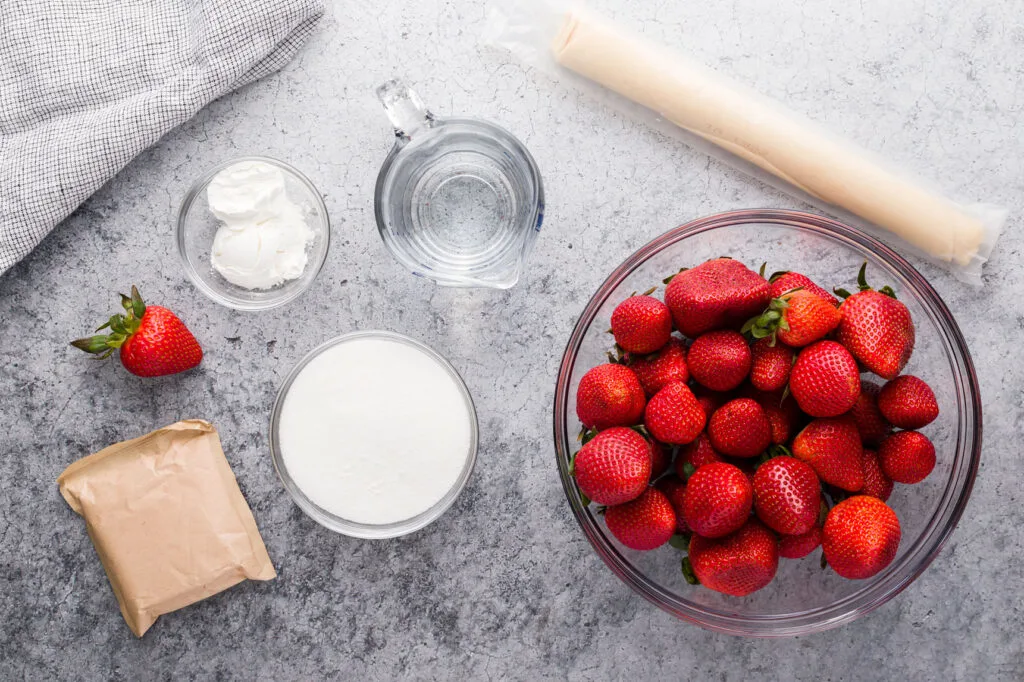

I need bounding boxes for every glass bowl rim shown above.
[552,208,983,637]
[270,330,480,539]
[176,155,331,311]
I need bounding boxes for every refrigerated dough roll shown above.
[552,10,985,266]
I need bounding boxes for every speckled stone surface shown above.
[2,0,1022,679]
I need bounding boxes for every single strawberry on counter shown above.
[877,375,939,430]
[849,381,892,446]
[861,449,894,502]
[749,338,795,392]
[822,496,901,579]
[688,330,752,392]
[878,431,936,484]
[676,433,725,474]
[629,337,689,397]
[682,462,753,538]
[743,289,841,348]
[789,340,861,418]
[604,487,677,551]
[792,417,865,492]
[752,457,821,536]
[664,258,771,338]
[644,381,706,445]
[576,364,646,430]
[688,519,779,596]
[654,476,690,533]
[572,427,652,505]
[71,286,203,377]
[835,263,915,380]
[768,271,839,306]
[707,398,772,458]
[779,526,824,559]
[611,294,673,354]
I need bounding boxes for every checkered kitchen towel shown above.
[0,0,324,275]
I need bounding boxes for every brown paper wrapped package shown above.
[57,420,276,637]
[551,10,987,267]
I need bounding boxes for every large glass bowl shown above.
[553,209,982,637]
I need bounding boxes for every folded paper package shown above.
[57,420,276,637]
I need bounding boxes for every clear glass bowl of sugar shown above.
[177,156,330,311]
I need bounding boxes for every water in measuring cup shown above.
[378,122,541,287]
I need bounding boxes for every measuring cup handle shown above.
[377,79,435,143]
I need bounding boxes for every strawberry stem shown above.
[71,286,148,357]
[681,556,700,585]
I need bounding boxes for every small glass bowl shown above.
[270,331,480,539]
[553,209,982,637]
[177,156,330,311]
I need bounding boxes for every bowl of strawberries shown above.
[554,209,982,637]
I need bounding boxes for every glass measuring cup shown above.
[374,80,544,289]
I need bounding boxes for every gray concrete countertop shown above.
[2,0,1022,679]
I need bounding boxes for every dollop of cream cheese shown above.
[208,161,314,290]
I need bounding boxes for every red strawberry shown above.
[692,385,730,417]
[604,487,677,551]
[823,496,901,579]
[861,449,894,501]
[744,290,841,348]
[752,457,821,535]
[749,338,795,392]
[676,433,724,474]
[655,476,690,533]
[878,431,936,484]
[629,338,689,396]
[573,427,652,505]
[649,440,672,479]
[877,375,939,430]
[664,258,770,337]
[688,519,779,596]
[779,526,823,559]
[576,364,646,430]
[789,340,861,417]
[682,462,753,538]
[72,286,202,377]
[611,295,673,354]
[688,330,752,392]
[644,382,706,445]
[769,271,839,306]
[707,398,772,458]
[849,381,892,446]
[835,265,915,380]
[792,417,865,491]
[747,388,802,445]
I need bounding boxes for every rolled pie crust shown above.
[552,10,985,266]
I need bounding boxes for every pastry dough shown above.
[552,10,985,265]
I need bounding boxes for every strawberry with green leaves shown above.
[836,264,915,380]
[743,289,841,348]
[72,286,202,377]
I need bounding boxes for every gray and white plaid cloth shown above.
[0,0,324,275]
